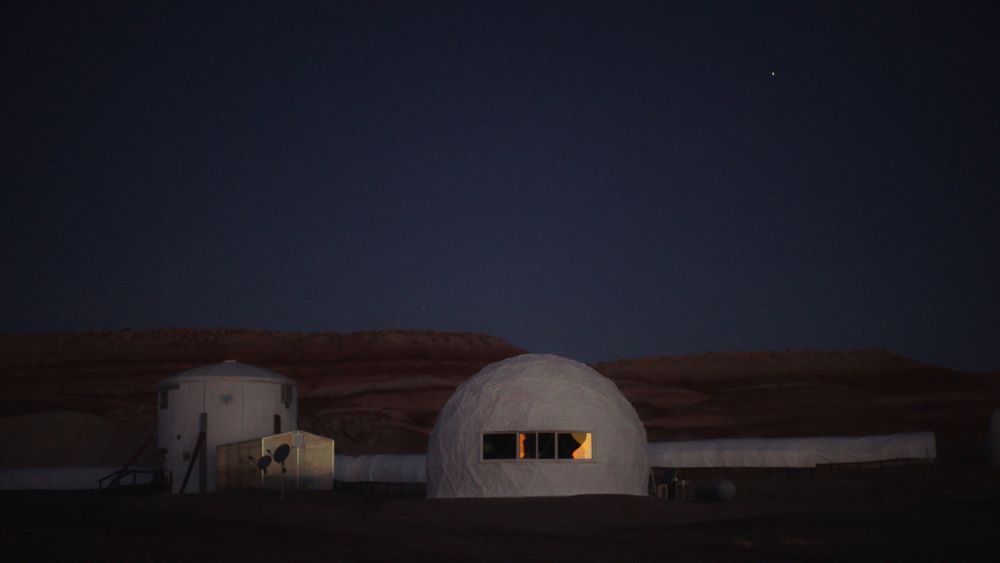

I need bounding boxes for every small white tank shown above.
[156,360,297,493]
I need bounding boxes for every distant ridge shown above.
[593,348,953,378]
[0,328,526,462]
[595,348,999,459]
[1,330,998,465]
[0,328,524,367]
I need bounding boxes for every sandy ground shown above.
[3,464,999,562]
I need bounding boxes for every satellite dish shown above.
[256,455,272,472]
[273,444,291,464]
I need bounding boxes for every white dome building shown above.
[426,354,648,498]
[156,360,297,494]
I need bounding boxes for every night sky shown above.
[3,1,998,371]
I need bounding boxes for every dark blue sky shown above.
[3,1,998,371]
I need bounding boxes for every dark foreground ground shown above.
[3,464,999,562]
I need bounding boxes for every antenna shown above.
[273,444,291,498]
[256,455,272,473]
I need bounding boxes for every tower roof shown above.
[160,360,294,385]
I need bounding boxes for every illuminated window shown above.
[483,433,518,459]
[518,432,556,459]
[486,431,592,461]
[558,432,593,459]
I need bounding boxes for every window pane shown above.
[519,432,537,459]
[483,433,517,459]
[159,384,178,410]
[537,432,555,459]
[556,433,578,459]
[558,432,592,459]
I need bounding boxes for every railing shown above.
[98,467,165,491]
[97,433,167,492]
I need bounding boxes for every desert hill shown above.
[598,350,1000,458]
[0,329,524,465]
[1,330,998,468]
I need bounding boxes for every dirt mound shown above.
[0,412,135,468]
[0,329,525,462]
[598,350,1000,458]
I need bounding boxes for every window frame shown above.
[480,430,595,463]
[158,384,179,410]
[481,432,519,460]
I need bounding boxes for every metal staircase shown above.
[97,434,168,493]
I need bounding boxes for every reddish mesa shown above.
[2,330,999,468]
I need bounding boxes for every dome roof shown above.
[426,353,648,498]
[160,360,294,385]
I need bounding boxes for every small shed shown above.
[216,430,335,491]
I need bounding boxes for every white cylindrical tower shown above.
[156,360,297,493]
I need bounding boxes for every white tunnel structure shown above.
[156,360,298,494]
[329,355,937,494]
[330,431,937,486]
[646,432,936,468]
[334,454,427,483]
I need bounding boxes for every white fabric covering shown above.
[334,454,426,483]
[426,354,649,498]
[648,438,818,468]
[647,432,936,468]
[0,466,154,490]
